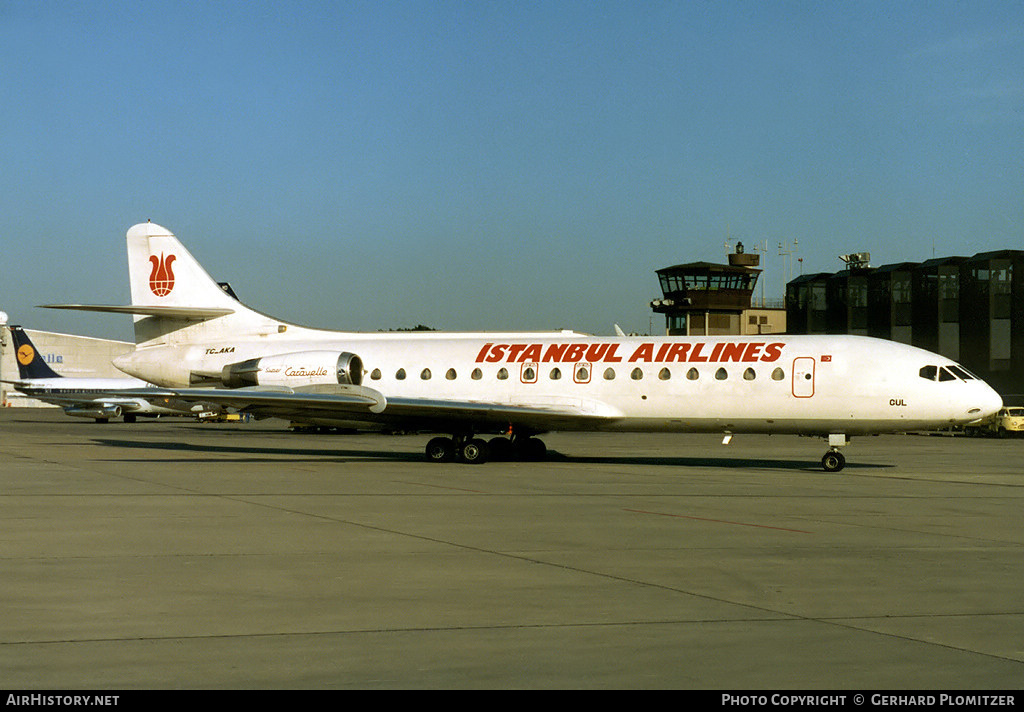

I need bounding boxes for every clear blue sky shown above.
[2,0,1022,340]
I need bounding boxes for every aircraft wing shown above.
[22,392,148,410]
[4,369,225,413]
[121,384,623,432]
[6,387,214,415]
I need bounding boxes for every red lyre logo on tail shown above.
[149,253,176,296]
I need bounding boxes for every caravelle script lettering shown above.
[284,367,330,377]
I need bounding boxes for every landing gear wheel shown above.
[460,438,490,465]
[515,437,547,461]
[487,437,513,461]
[821,450,846,472]
[425,437,456,463]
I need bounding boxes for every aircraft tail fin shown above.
[126,221,242,315]
[123,221,287,344]
[8,326,63,379]
[45,222,284,346]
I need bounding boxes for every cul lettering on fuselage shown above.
[43,222,1003,471]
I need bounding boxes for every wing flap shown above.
[375,396,622,432]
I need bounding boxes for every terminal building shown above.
[786,250,1024,404]
[649,243,786,336]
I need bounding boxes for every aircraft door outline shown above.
[573,362,592,384]
[521,362,538,384]
[792,357,816,398]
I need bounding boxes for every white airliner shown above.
[4,325,212,422]
[45,221,1002,470]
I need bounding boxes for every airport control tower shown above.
[649,243,785,336]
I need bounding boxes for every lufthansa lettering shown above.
[475,341,785,365]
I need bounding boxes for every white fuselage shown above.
[50,221,1001,443]
[115,330,1002,436]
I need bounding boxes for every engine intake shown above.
[222,351,364,388]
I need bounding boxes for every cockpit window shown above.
[948,365,976,380]
[922,363,979,383]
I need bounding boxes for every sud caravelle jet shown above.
[4,325,218,422]
[45,222,1002,470]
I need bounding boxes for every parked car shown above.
[964,407,1024,437]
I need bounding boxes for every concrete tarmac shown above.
[1,408,1023,689]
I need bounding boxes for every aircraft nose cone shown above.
[969,384,1003,421]
[984,387,1004,417]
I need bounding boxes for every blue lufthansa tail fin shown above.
[8,326,63,379]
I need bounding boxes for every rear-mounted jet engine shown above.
[222,351,363,388]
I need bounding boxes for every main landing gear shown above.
[821,434,848,472]
[424,433,547,465]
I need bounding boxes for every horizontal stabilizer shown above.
[41,304,234,319]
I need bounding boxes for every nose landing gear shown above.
[821,434,848,472]
[821,450,846,472]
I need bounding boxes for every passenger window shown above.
[523,366,536,381]
[396,368,406,380]
[446,368,457,380]
[421,368,432,380]
[919,365,937,381]
[550,367,561,380]
[471,368,483,380]
[686,368,699,381]
[370,368,381,380]
[658,368,671,381]
[631,368,643,380]
[771,368,785,381]
[575,365,590,382]
[743,367,756,381]
[603,368,616,380]
[715,368,728,380]
[497,368,509,380]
